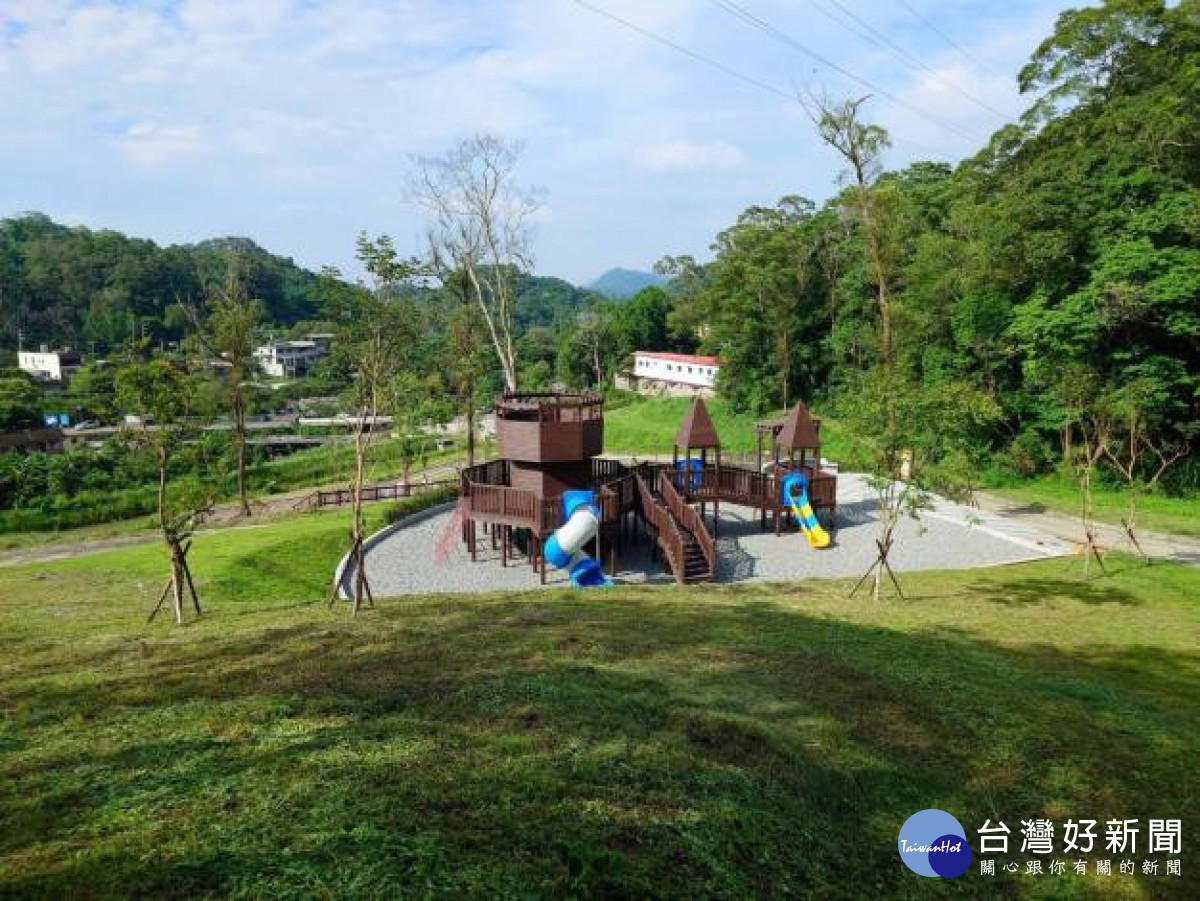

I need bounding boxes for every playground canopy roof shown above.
[774,402,821,452]
[675,397,721,450]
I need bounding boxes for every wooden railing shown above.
[590,457,627,488]
[466,482,542,527]
[690,464,778,508]
[633,472,684,582]
[657,461,837,514]
[461,458,509,488]
[497,390,604,422]
[304,478,459,510]
[658,470,715,579]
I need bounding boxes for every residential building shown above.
[18,347,82,383]
[627,351,722,396]
[253,338,328,378]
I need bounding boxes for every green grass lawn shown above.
[604,397,786,455]
[1,510,1197,897]
[981,473,1200,540]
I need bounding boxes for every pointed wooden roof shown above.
[675,397,721,449]
[776,401,820,451]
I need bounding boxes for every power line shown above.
[572,0,954,161]
[896,0,996,79]
[814,0,1012,123]
[572,0,793,102]
[707,0,981,143]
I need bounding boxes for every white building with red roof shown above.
[629,351,721,395]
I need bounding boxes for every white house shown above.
[253,338,328,378]
[18,347,82,383]
[630,351,721,395]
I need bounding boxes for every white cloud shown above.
[633,139,745,175]
[116,121,203,168]
[0,0,1071,281]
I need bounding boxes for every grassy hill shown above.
[603,397,792,456]
[1,506,1198,897]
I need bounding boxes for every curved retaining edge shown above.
[333,500,458,600]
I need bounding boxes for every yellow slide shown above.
[781,471,831,549]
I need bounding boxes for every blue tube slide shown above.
[542,490,613,587]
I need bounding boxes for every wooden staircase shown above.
[633,468,715,584]
[677,521,712,583]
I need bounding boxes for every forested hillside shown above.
[589,0,1196,490]
[0,216,601,357]
[0,215,325,351]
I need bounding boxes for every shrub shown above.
[1000,429,1055,478]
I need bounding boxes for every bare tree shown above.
[413,135,540,391]
[1101,383,1191,561]
[1053,366,1114,576]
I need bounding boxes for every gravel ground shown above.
[356,473,1073,596]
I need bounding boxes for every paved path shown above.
[973,491,1200,567]
[355,473,1078,596]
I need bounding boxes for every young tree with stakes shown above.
[115,359,214,625]
[325,236,420,614]
[809,94,912,603]
[1102,382,1191,562]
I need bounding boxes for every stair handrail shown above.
[657,470,715,580]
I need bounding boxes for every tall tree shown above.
[812,96,911,602]
[188,261,263,517]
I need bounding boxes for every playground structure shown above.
[456,392,838,585]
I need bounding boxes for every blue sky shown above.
[0,0,1072,285]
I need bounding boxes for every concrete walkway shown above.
[973,491,1200,567]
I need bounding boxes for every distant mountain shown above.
[585,268,665,300]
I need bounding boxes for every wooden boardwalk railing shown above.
[294,478,459,511]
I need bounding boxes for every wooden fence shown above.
[297,478,459,511]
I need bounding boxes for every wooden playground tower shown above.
[456,392,838,585]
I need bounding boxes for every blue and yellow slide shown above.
[780,470,831,549]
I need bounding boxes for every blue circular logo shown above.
[898,809,972,878]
